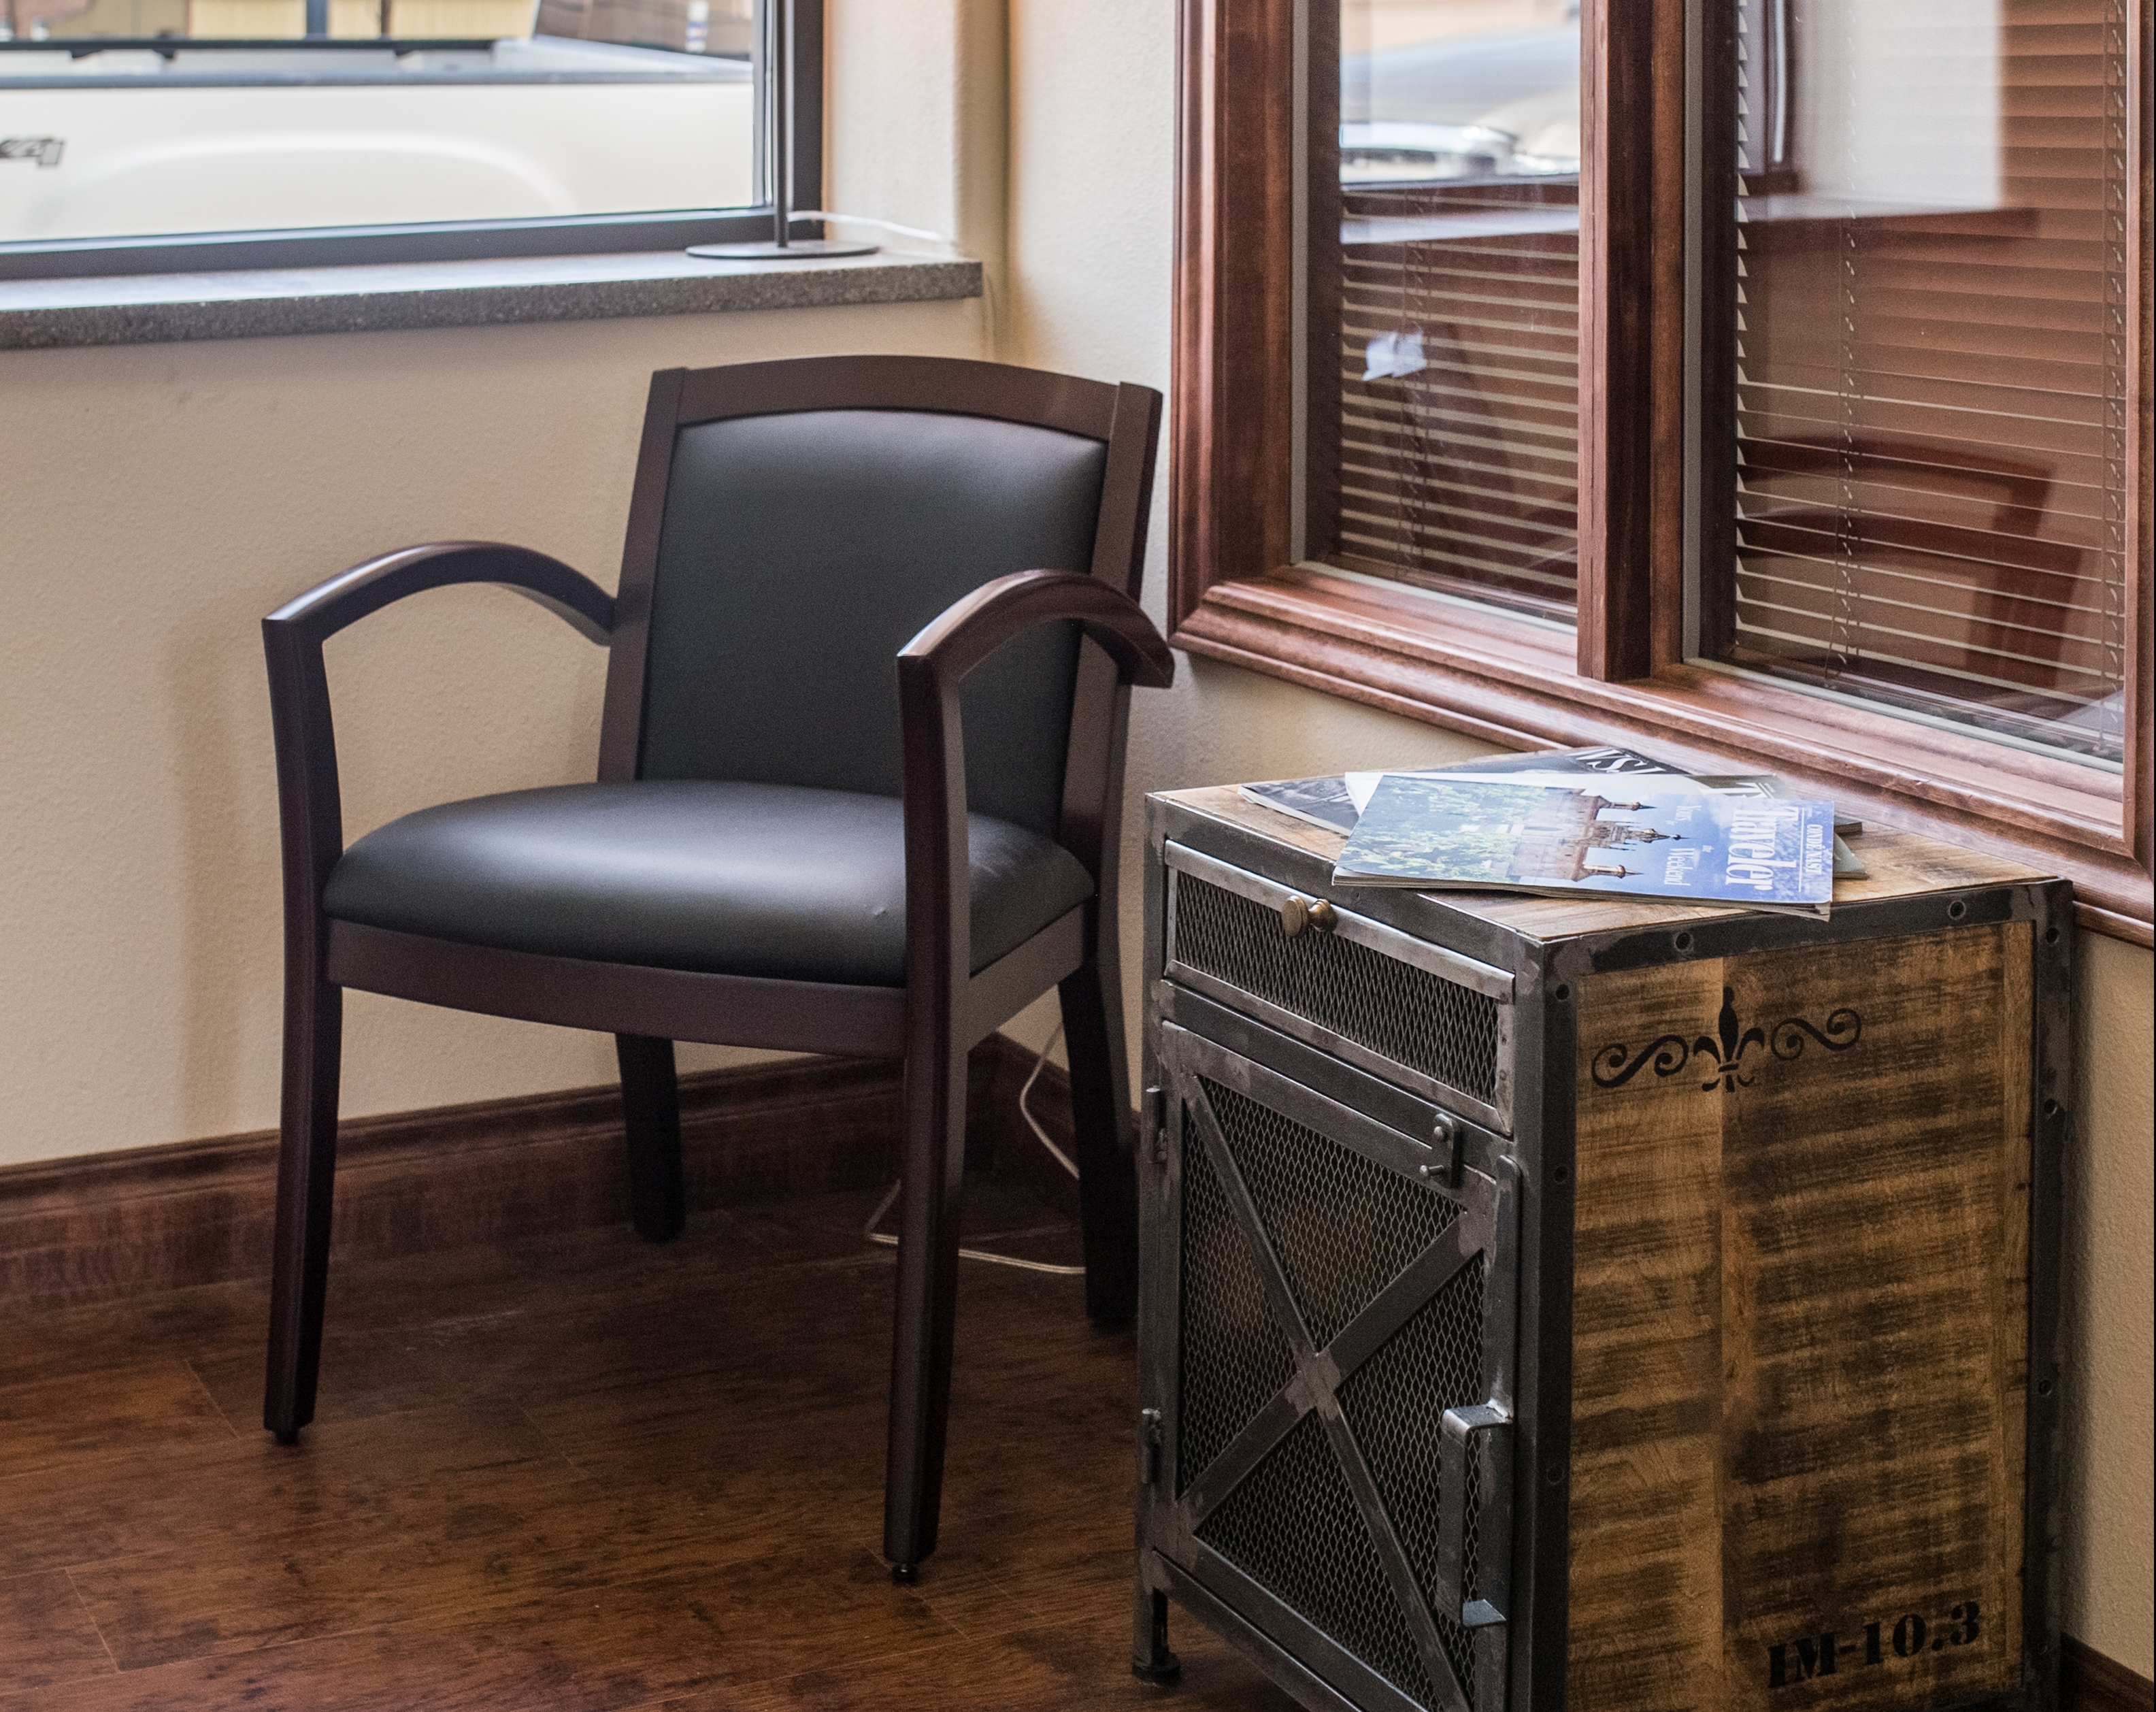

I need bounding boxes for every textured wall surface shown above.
[0,299,982,1165]
[2063,932,2155,1673]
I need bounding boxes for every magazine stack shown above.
[1239,746,1860,917]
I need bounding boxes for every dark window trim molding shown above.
[1170,0,2154,946]
[0,2,821,282]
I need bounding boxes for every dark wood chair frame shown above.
[260,355,1174,1577]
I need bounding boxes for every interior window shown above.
[1316,0,1582,619]
[1176,0,2146,934]
[1311,0,2130,768]
[1706,0,2132,766]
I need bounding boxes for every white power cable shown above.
[1018,1025,1079,1180]
[863,1025,1084,1277]
[789,210,1004,350]
[793,210,957,248]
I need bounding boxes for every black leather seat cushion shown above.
[322,781,1095,987]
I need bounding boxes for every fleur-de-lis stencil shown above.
[1699,986,1766,1091]
[1591,987,1861,1094]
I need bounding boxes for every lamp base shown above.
[686,239,880,260]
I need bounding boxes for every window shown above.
[1323,0,1581,617]
[1172,0,2151,941]
[0,0,817,276]
[1710,0,2133,768]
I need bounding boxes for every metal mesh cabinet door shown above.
[1138,1021,1521,1712]
[1162,842,1516,1132]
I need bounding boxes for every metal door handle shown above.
[1438,1402,1512,1628]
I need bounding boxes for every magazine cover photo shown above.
[1333,776,1838,914]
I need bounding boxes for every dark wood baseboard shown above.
[2068,1639,2156,1712]
[0,1036,1070,1312]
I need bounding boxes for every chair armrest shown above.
[895,570,1174,691]
[894,572,1174,1029]
[265,540,614,648]
[263,542,616,969]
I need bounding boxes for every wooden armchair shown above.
[260,355,1172,1578]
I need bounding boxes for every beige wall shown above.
[0,0,2145,1676]
[0,297,986,1164]
[2064,930,2155,1669]
[0,0,994,1162]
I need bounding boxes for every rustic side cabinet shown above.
[1133,787,2069,1712]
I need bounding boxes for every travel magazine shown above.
[1233,770,1363,836]
[1236,746,1850,915]
[1239,746,1863,874]
[1331,774,1838,916]
[1237,746,1695,837]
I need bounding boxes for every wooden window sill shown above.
[1174,567,2152,945]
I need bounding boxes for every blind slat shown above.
[1321,165,1582,608]
[1719,0,2131,761]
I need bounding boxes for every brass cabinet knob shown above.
[1280,895,1339,937]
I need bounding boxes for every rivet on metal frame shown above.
[1424,1111,1461,1185]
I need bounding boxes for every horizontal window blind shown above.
[1327,179,1582,616]
[1724,0,2131,763]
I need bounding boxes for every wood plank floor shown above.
[0,1177,1299,1711]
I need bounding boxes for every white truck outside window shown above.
[0,0,757,244]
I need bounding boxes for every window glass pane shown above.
[1719,0,2131,764]
[1313,0,1582,619]
[0,0,755,242]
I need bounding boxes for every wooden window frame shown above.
[1171,0,2154,944]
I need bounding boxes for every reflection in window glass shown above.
[1722,0,2132,763]
[0,0,754,244]
[1316,0,1581,617]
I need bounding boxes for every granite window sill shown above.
[0,249,983,351]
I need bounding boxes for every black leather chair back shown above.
[635,408,1108,839]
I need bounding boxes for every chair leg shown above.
[263,974,343,1443]
[1059,961,1139,1328]
[882,1010,969,1578]
[616,1034,685,1241]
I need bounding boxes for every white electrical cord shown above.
[793,210,957,248]
[863,1025,1084,1276]
[789,210,1004,348]
[1019,1025,1080,1180]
